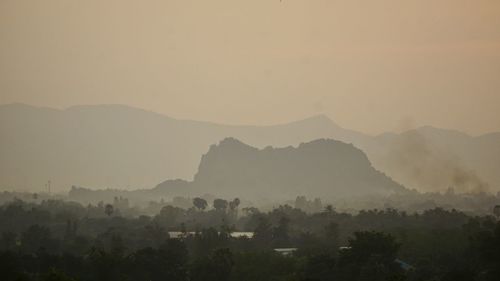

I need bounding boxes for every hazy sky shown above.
[1,0,499,135]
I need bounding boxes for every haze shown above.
[2,3,500,279]
[1,0,500,135]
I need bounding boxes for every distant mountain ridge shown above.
[1,103,499,192]
[141,137,406,201]
[196,138,405,199]
[69,137,405,203]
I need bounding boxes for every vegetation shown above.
[0,197,499,281]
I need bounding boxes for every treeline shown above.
[0,199,500,280]
[4,187,500,216]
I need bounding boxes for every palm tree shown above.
[104,204,114,217]
[193,197,208,211]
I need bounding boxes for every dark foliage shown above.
[1,199,500,281]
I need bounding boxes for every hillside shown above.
[0,103,363,191]
[189,138,405,200]
[1,103,498,193]
[72,138,406,202]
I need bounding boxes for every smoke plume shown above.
[383,130,489,193]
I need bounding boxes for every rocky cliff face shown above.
[189,138,406,200]
[69,138,406,202]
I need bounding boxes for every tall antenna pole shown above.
[48,180,51,194]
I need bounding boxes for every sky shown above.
[1,0,499,135]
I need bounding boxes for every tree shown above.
[272,217,290,248]
[213,199,228,212]
[88,247,122,281]
[190,248,234,281]
[193,228,228,255]
[42,268,76,281]
[295,196,307,210]
[229,198,240,211]
[210,248,234,281]
[324,204,335,213]
[145,223,168,247]
[493,205,500,219]
[64,220,77,240]
[313,198,323,212]
[324,222,340,251]
[1,232,17,251]
[338,231,403,281]
[476,222,500,280]
[342,231,400,264]
[253,216,272,247]
[242,207,259,216]
[156,205,184,228]
[21,225,57,253]
[303,252,337,281]
[110,234,126,257]
[228,198,241,220]
[128,240,188,281]
[104,204,114,217]
[193,197,208,211]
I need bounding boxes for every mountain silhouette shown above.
[1,103,498,192]
[188,138,405,200]
[69,138,405,203]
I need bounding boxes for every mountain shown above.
[193,138,405,200]
[1,103,499,193]
[132,137,406,202]
[0,103,364,192]
[68,137,405,203]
